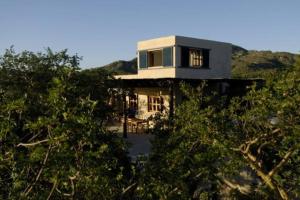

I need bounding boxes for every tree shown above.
[134,56,300,199]
[0,48,132,199]
[134,83,225,199]
[223,56,300,199]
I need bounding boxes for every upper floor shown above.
[115,35,232,79]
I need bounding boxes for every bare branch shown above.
[257,142,269,155]
[23,145,52,197]
[268,147,296,177]
[240,128,281,154]
[55,188,72,197]
[121,182,137,198]
[46,179,57,200]
[17,136,64,147]
[221,178,250,195]
[17,139,49,147]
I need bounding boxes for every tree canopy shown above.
[0,48,132,199]
[0,48,299,199]
[135,56,300,199]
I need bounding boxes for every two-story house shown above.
[113,36,257,134]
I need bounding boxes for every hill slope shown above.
[85,45,297,78]
[86,58,137,75]
[232,48,296,78]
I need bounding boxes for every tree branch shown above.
[268,147,296,177]
[17,139,49,147]
[241,147,290,200]
[17,136,64,147]
[23,145,51,197]
[120,182,137,199]
[46,179,57,200]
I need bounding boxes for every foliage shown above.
[84,58,137,75]
[133,83,226,199]
[133,57,300,199]
[224,56,300,199]
[0,48,132,199]
[1,46,299,200]
[232,50,296,78]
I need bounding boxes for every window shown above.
[139,51,147,68]
[129,94,138,111]
[163,47,173,66]
[139,47,173,68]
[148,50,162,67]
[189,49,203,67]
[181,47,210,68]
[148,96,164,112]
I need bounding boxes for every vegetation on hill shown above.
[85,45,297,79]
[232,49,296,78]
[87,58,137,75]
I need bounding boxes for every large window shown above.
[181,47,210,68]
[139,47,173,68]
[148,50,162,67]
[148,96,164,112]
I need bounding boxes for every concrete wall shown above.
[115,35,232,80]
[115,67,175,79]
[137,36,176,51]
[175,36,232,79]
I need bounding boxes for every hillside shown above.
[232,48,296,78]
[85,45,297,78]
[86,58,137,75]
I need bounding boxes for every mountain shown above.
[85,45,297,78]
[231,46,296,78]
[85,58,137,75]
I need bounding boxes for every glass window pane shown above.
[163,47,173,67]
[139,51,147,68]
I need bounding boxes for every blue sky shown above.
[1,0,299,68]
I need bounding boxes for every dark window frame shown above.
[148,96,164,112]
[181,46,210,68]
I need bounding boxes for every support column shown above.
[122,92,128,138]
[168,81,174,128]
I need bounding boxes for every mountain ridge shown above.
[84,45,297,78]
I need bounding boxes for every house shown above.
[113,36,260,135]
[115,35,231,80]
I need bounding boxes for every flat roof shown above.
[137,35,232,46]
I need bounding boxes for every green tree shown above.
[0,48,132,199]
[135,57,300,199]
[223,57,300,199]
[134,83,225,199]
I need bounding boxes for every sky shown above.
[0,0,299,68]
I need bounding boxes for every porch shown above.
[109,78,263,138]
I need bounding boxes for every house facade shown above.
[114,36,234,124]
[116,35,232,80]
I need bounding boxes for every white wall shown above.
[175,36,232,79]
[115,35,232,80]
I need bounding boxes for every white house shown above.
[113,36,257,134]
